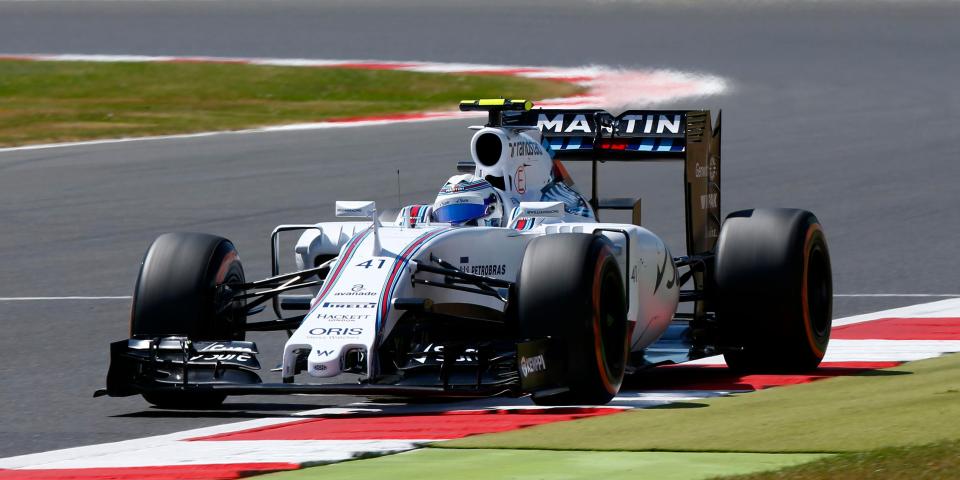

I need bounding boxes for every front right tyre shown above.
[516,233,629,405]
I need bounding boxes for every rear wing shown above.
[506,108,722,257]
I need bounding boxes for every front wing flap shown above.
[100,337,264,397]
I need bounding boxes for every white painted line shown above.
[612,390,737,404]
[0,439,426,469]
[0,417,298,469]
[0,415,429,469]
[833,298,960,327]
[0,131,228,153]
[0,112,480,153]
[0,296,132,301]
[824,339,960,363]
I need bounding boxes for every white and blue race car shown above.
[99,99,833,407]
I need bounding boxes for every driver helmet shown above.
[433,175,504,227]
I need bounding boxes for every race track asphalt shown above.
[0,0,958,458]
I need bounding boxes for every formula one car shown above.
[98,99,833,407]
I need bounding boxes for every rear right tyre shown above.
[714,208,832,372]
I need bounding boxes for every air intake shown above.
[474,132,502,167]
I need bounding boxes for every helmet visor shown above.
[434,202,488,224]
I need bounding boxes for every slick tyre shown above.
[130,232,246,409]
[518,233,629,405]
[714,209,832,372]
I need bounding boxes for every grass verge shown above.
[261,449,828,480]
[713,440,960,480]
[440,353,960,453]
[0,60,582,146]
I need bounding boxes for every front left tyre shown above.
[130,232,246,408]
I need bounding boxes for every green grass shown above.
[713,440,960,480]
[440,354,960,453]
[261,449,828,480]
[0,60,581,146]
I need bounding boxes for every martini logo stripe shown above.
[377,228,453,328]
[303,228,372,318]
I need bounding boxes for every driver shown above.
[432,175,505,227]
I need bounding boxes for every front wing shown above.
[96,336,565,400]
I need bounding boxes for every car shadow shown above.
[111,402,348,419]
[110,396,508,419]
[623,364,912,392]
[851,369,911,377]
[645,402,709,409]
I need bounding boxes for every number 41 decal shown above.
[355,259,387,269]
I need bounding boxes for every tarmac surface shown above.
[0,0,958,458]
